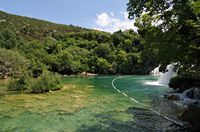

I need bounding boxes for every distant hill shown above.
[0,11,97,40]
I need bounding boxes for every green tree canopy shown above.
[127,0,200,77]
[0,29,18,49]
[0,48,29,79]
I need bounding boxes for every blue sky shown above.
[0,0,136,32]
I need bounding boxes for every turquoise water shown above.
[0,76,184,131]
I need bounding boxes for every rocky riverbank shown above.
[165,87,200,131]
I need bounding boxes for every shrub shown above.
[0,48,29,79]
[30,71,62,93]
[8,71,62,93]
[8,74,30,91]
[0,29,18,49]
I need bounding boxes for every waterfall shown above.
[158,64,177,86]
[146,64,177,86]
[150,65,161,76]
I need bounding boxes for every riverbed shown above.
[0,76,185,131]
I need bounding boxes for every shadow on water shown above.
[78,106,189,132]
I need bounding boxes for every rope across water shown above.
[111,76,184,127]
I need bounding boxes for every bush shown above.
[8,74,30,91]
[8,71,62,93]
[0,48,29,79]
[0,29,18,49]
[30,71,62,93]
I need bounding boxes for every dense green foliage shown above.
[8,74,30,91]
[0,11,89,40]
[8,71,61,93]
[127,0,200,88]
[0,11,160,93]
[30,71,62,93]
[0,11,157,77]
[0,29,18,49]
[0,48,28,79]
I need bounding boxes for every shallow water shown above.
[0,76,185,131]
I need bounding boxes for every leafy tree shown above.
[94,43,111,58]
[0,29,18,49]
[44,37,62,54]
[112,30,124,47]
[57,46,90,74]
[96,58,112,74]
[0,48,28,79]
[127,0,200,77]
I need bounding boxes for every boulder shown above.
[165,93,181,101]
[80,72,97,76]
[178,102,200,131]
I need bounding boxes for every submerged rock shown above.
[178,102,200,131]
[165,93,181,101]
[165,87,200,103]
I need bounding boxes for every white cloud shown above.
[93,12,137,33]
[96,12,110,27]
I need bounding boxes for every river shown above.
[0,76,185,131]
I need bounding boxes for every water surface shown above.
[0,76,184,131]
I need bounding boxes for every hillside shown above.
[0,11,158,79]
[0,11,96,40]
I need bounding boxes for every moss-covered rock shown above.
[169,76,200,92]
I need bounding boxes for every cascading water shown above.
[150,65,161,76]
[146,64,177,86]
[158,64,177,86]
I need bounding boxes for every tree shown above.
[0,48,28,79]
[96,58,112,74]
[127,0,200,77]
[94,43,111,58]
[57,46,90,74]
[0,29,18,49]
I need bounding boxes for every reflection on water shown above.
[0,76,186,131]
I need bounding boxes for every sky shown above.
[0,0,137,33]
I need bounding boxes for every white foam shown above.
[144,81,168,87]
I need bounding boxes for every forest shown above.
[0,11,158,93]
